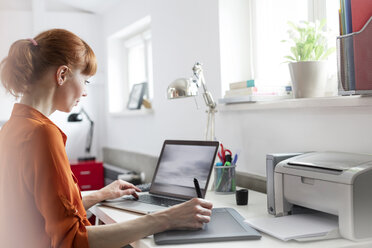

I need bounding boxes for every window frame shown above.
[107,16,153,115]
[124,29,153,100]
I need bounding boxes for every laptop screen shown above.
[150,140,219,200]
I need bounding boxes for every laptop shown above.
[102,140,219,214]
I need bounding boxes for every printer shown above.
[273,151,372,241]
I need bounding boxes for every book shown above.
[225,85,290,98]
[222,85,292,102]
[351,0,372,32]
[341,0,346,35]
[229,80,255,89]
[344,0,353,34]
[224,87,255,97]
[218,94,292,104]
[339,9,343,35]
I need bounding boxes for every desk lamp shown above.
[67,108,95,161]
[167,62,217,141]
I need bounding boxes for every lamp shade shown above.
[167,78,198,99]
[67,113,83,122]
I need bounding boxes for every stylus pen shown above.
[193,178,203,198]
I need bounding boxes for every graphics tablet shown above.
[154,208,261,245]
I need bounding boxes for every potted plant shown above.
[283,19,335,98]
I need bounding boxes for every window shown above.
[107,16,153,114]
[251,0,308,87]
[125,30,153,99]
[219,0,340,95]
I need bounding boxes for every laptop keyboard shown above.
[135,183,151,192]
[138,194,185,207]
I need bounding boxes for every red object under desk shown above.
[70,161,104,191]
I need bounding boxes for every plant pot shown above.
[289,61,328,98]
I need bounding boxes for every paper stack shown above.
[245,213,340,242]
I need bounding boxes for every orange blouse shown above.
[0,104,90,248]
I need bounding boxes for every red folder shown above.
[351,0,372,32]
[354,17,372,90]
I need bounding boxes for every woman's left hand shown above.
[98,179,141,201]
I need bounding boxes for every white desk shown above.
[85,190,372,248]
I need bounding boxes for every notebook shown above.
[102,140,219,214]
[154,208,262,244]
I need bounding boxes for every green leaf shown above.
[303,44,313,61]
[319,19,326,31]
[314,45,324,60]
[320,47,336,60]
[283,19,332,63]
[295,44,304,60]
[284,55,296,62]
[287,21,298,31]
[290,46,299,61]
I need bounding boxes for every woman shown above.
[0,29,212,248]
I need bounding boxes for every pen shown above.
[233,154,238,165]
[233,150,241,166]
[193,178,203,198]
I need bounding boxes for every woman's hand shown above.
[83,179,141,210]
[98,179,141,201]
[86,198,212,248]
[159,198,213,230]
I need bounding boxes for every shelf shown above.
[218,95,372,112]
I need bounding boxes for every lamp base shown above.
[78,156,96,162]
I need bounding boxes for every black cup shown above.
[236,189,248,205]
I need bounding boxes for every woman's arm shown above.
[82,191,105,210]
[82,180,140,210]
[86,198,212,248]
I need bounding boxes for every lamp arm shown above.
[192,62,216,110]
[193,63,207,92]
[85,122,94,154]
[80,108,93,123]
[80,108,94,154]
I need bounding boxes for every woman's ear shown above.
[56,65,69,86]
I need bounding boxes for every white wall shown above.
[0,11,32,121]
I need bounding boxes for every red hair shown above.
[0,29,97,98]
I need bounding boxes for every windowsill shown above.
[218,95,372,112]
[109,108,154,117]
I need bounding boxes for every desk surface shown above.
[85,190,372,248]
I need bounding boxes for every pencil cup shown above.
[214,165,236,194]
